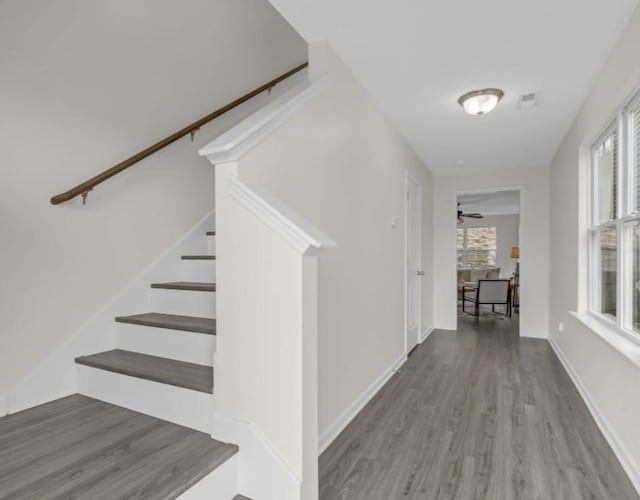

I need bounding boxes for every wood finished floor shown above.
[319,313,638,500]
[75,349,213,393]
[0,395,237,499]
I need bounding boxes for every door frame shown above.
[453,185,525,333]
[405,171,423,355]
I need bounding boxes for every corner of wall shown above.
[420,327,435,343]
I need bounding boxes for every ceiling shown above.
[458,190,520,216]
[268,0,638,174]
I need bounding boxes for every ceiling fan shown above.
[457,203,484,224]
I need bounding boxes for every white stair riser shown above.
[179,260,216,282]
[177,454,239,500]
[151,289,216,318]
[206,235,216,255]
[76,365,213,433]
[116,324,215,366]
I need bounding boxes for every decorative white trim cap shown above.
[199,76,330,165]
[228,176,336,256]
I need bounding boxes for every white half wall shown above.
[433,166,550,337]
[0,0,307,394]
[213,163,327,498]
[549,4,640,486]
[237,42,435,439]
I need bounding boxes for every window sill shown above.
[568,311,640,368]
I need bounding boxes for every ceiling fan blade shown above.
[463,213,484,218]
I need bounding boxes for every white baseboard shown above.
[549,338,640,495]
[420,327,435,343]
[318,352,407,454]
[5,211,214,416]
[434,320,457,331]
[211,414,300,500]
[520,330,548,339]
[177,454,238,500]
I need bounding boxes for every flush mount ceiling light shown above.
[458,88,504,116]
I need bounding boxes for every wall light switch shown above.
[391,216,397,228]
[558,321,564,332]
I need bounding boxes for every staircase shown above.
[74,230,217,433]
[3,75,330,499]
[0,229,253,499]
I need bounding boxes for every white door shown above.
[406,176,422,353]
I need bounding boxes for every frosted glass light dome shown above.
[458,88,504,116]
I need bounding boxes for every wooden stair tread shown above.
[181,255,216,260]
[151,281,216,292]
[0,395,236,499]
[75,350,213,393]
[115,313,215,335]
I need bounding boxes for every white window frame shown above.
[457,226,497,269]
[588,88,640,343]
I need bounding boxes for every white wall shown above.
[0,0,306,394]
[458,214,520,278]
[549,4,640,482]
[433,166,550,337]
[214,164,306,487]
[238,43,435,436]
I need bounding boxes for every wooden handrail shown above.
[50,62,308,205]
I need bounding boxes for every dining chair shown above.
[462,279,512,318]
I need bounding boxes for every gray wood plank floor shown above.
[115,313,216,335]
[320,315,638,500]
[75,349,213,393]
[0,395,237,499]
[151,281,216,292]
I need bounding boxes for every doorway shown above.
[406,174,422,353]
[456,189,521,331]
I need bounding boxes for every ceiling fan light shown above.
[458,88,504,116]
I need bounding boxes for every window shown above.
[589,91,640,335]
[457,226,497,269]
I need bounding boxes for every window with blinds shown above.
[589,91,640,335]
[590,125,618,319]
[457,227,497,269]
[632,104,640,213]
[594,128,618,224]
[630,102,640,331]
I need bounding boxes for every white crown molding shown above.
[228,176,336,256]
